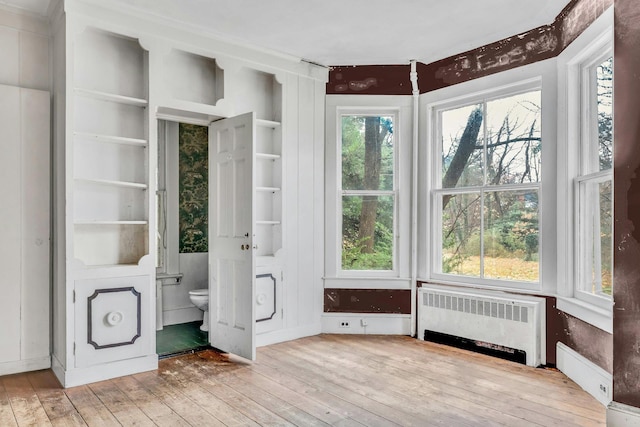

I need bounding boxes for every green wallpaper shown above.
[179,123,208,253]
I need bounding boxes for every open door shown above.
[208,112,256,361]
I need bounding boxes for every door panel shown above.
[209,112,256,361]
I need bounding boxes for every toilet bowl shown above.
[188,288,209,331]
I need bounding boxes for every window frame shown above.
[574,47,613,310]
[337,109,400,277]
[556,7,613,332]
[429,81,543,289]
[324,95,413,286]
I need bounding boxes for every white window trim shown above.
[324,95,412,283]
[419,59,558,295]
[556,7,613,332]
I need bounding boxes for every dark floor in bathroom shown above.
[156,321,209,357]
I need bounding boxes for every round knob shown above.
[106,311,124,326]
[256,293,267,305]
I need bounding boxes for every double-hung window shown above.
[575,52,613,307]
[339,113,397,272]
[432,87,542,286]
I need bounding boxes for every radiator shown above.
[418,284,545,367]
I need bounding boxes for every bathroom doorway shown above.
[155,119,211,357]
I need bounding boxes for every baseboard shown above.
[0,356,51,376]
[608,401,640,426]
[556,342,612,406]
[321,313,411,335]
[163,306,202,326]
[256,323,322,347]
[57,354,158,388]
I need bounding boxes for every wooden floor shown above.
[0,335,605,426]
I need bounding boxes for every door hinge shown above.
[281,271,284,282]
[72,290,76,303]
[73,342,76,355]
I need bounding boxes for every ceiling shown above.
[3,0,570,66]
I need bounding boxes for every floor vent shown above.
[418,284,545,367]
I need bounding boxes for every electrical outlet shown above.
[599,384,607,394]
[360,319,368,327]
[339,321,350,328]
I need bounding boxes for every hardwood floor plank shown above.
[263,342,502,427]
[282,337,537,427]
[26,370,86,427]
[132,370,228,426]
[0,335,606,427]
[0,379,18,427]
[111,375,190,427]
[257,347,436,427]
[159,353,296,426]
[2,373,52,426]
[88,380,156,426]
[188,355,331,426]
[334,335,605,425]
[64,385,120,427]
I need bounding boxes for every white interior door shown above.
[208,112,256,361]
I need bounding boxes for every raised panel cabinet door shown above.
[208,112,256,361]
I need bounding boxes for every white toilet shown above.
[188,288,209,331]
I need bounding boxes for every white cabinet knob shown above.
[256,293,267,305]
[106,311,124,326]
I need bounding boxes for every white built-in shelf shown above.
[75,220,148,225]
[75,178,148,190]
[256,186,281,193]
[74,132,148,147]
[74,88,148,107]
[256,152,281,160]
[256,220,281,225]
[256,119,281,129]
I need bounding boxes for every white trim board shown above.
[53,354,158,388]
[556,342,612,406]
[607,402,640,427]
[256,323,322,348]
[321,313,411,335]
[0,356,50,376]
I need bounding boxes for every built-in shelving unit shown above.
[243,70,283,260]
[72,28,149,267]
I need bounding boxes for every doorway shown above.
[155,119,210,357]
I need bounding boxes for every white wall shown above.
[0,8,51,376]
[162,253,207,325]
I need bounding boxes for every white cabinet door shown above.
[208,112,256,361]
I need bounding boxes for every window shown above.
[340,114,396,271]
[433,89,542,285]
[575,54,613,306]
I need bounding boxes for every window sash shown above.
[574,171,613,307]
[338,112,398,274]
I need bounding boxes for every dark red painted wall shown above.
[324,289,411,314]
[326,0,612,95]
[613,0,640,407]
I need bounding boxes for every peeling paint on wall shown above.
[613,0,640,407]
[324,289,411,314]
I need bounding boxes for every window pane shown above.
[581,180,613,297]
[597,57,613,171]
[342,115,394,191]
[342,195,394,270]
[442,193,482,276]
[486,91,541,185]
[483,190,539,282]
[441,104,484,188]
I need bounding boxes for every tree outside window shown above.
[435,90,542,283]
[340,115,395,271]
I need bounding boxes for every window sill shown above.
[556,296,612,334]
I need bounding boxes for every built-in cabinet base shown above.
[52,354,157,388]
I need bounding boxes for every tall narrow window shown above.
[340,115,395,271]
[434,89,542,284]
[576,55,613,303]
